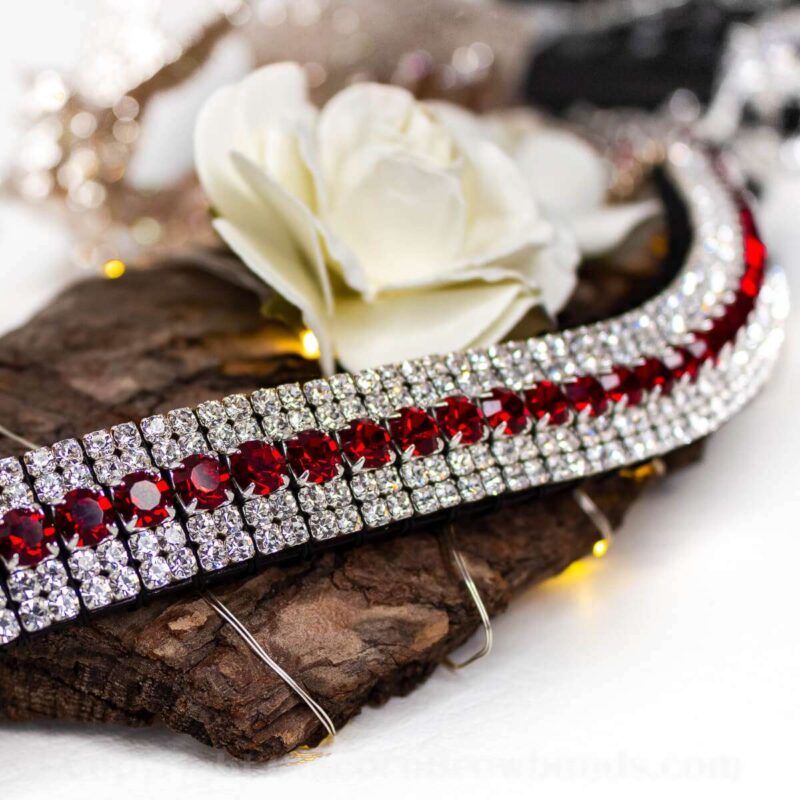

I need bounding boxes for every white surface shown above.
[0,4,798,799]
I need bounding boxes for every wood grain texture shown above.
[0,263,701,761]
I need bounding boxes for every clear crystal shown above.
[281,516,309,546]
[315,403,345,430]
[97,538,128,569]
[458,473,485,502]
[119,447,150,472]
[329,374,357,398]
[110,566,140,599]
[226,531,254,562]
[304,379,333,406]
[93,455,122,485]
[82,575,113,609]
[0,609,20,643]
[386,491,413,520]
[69,548,100,581]
[0,457,24,486]
[140,556,171,589]
[309,509,338,540]
[112,423,141,449]
[83,430,114,460]
[254,523,284,554]
[167,548,197,580]
[223,394,253,421]
[7,569,39,601]
[250,388,281,416]
[36,559,67,592]
[261,412,292,440]
[62,462,93,490]
[337,505,362,534]
[362,498,391,527]
[151,437,181,468]
[140,415,170,440]
[411,486,439,514]
[19,597,51,631]
[34,472,65,504]
[168,408,198,436]
[48,586,80,620]
[24,448,54,477]
[196,400,226,427]
[434,480,460,508]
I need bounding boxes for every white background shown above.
[0,3,797,799]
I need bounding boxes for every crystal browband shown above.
[0,141,788,648]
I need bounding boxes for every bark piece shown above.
[0,264,701,761]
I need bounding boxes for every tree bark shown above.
[0,262,702,761]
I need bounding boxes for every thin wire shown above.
[442,523,493,670]
[0,422,40,451]
[200,589,337,739]
[572,487,615,545]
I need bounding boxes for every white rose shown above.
[195,63,655,373]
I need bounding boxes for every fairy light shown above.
[592,539,609,558]
[300,328,320,359]
[102,258,126,279]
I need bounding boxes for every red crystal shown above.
[435,396,486,446]
[565,376,608,417]
[339,418,393,469]
[635,358,674,397]
[0,507,58,567]
[673,340,707,382]
[601,366,642,407]
[113,471,174,529]
[55,487,114,548]
[389,407,441,457]
[230,440,288,496]
[285,429,342,483]
[171,453,232,511]
[480,388,530,436]
[740,206,766,298]
[523,381,570,425]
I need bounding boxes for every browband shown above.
[0,140,787,648]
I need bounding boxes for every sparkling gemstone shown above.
[389,406,441,457]
[674,339,709,382]
[113,471,174,530]
[170,454,231,512]
[0,508,58,567]
[435,395,486,446]
[230,440,288,497]
[564,376,608,417]
[480,388,529,436]
[601,366,642,407]
[740,206,766,297]
[339,418,393,469]
[55,487,115,548]
[635,358,674,397]
[285,430,342,484]
[523,381,570,425]
[82,575,113,609]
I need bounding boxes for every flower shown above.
[195,63,655,373]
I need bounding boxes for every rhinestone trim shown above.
[0,142,787,649]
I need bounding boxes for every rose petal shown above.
[325,149,466,292]
[329,281,539,372]
[318,83,453,190]
[212,217,335,374]
[572,199,660,257]
[231,152,334,309]
[512,128,609,218]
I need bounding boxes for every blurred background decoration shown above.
[2,0,798,278]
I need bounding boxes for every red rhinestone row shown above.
[0,205,766,569]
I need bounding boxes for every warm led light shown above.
[592,539,609,558]
[300,328,320,360]
[103,259,126,279]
